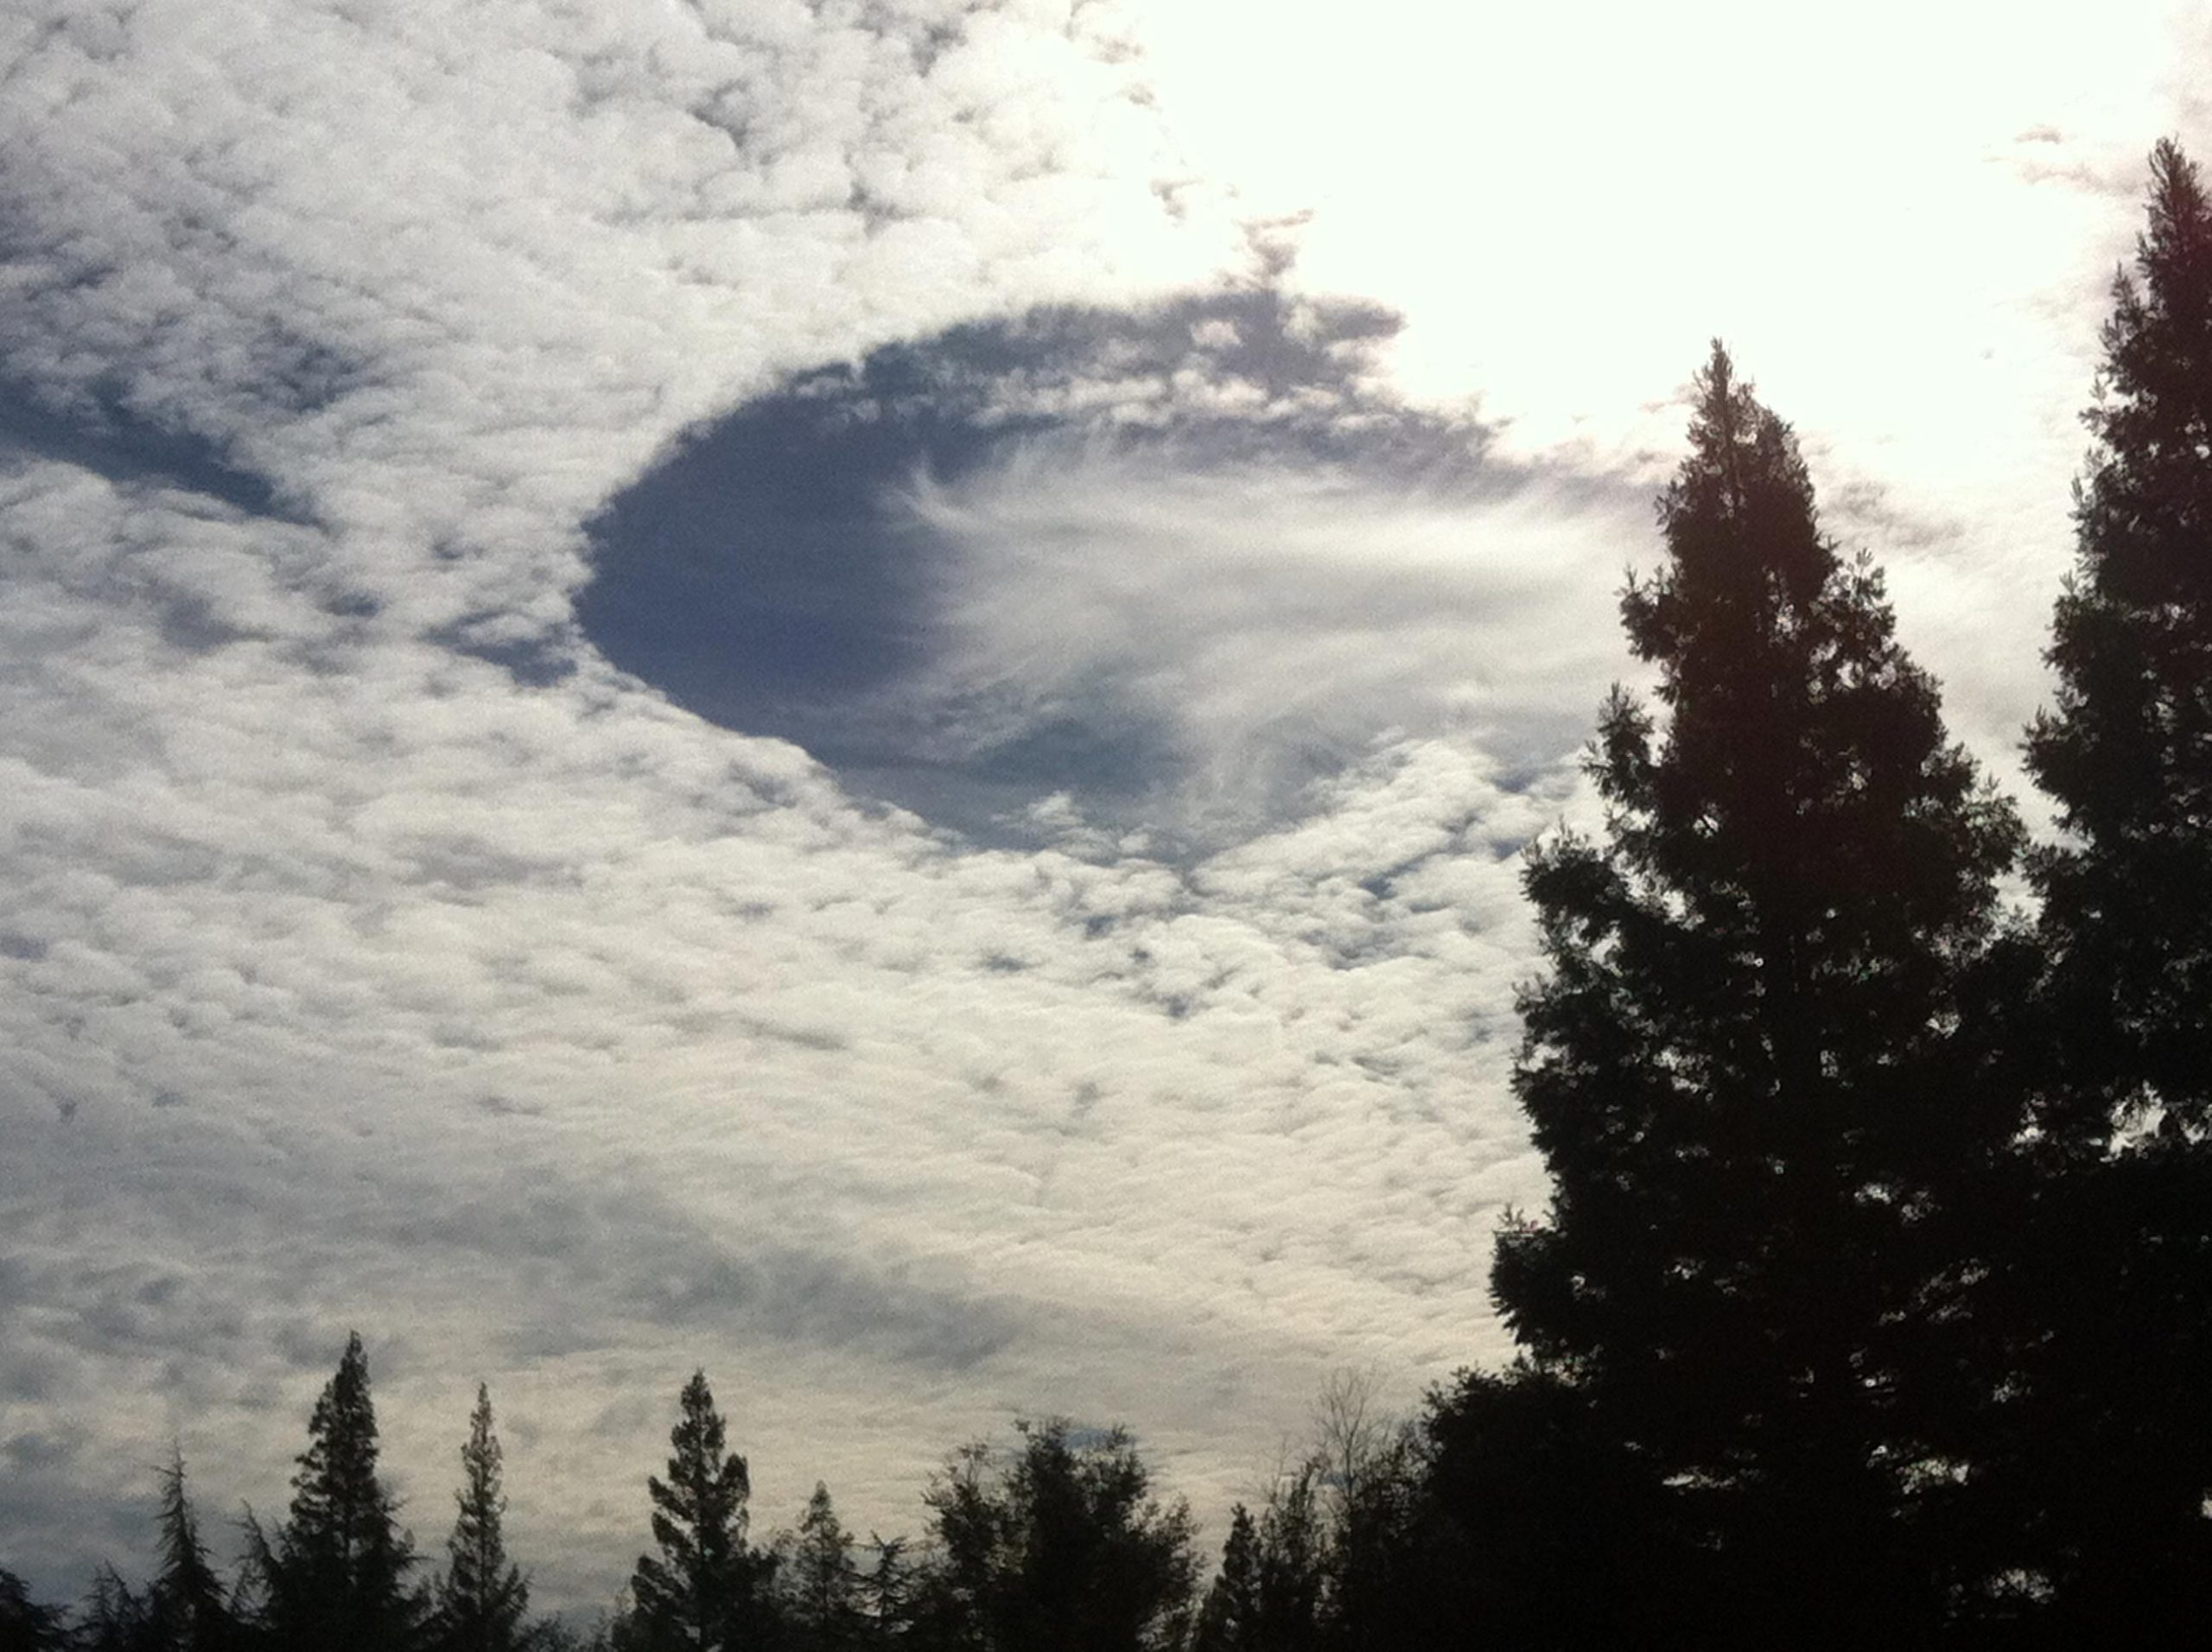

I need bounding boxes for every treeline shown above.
[10,140,2212,1650]
[0,1335,1217,1652]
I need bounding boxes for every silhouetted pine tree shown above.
[615,1372,773,1652]
[2006,137,2212,1641]
[148,1450,236,1652]
[76,1567,151,1652]
[1190,1505,1256,1652]
[248,1331,423,1652]
[0,1570,68,1652]
[431,1386,531,1652]
[776,1484,861,1652]
[1249,1466,1323,1652]
[2030,137,2212,1130]
[854,1535,913,1650]
[58,1452,237,1652]
[1493,344,2025,1644]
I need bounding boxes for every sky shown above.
[2,0,2207,1618]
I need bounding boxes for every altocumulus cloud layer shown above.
[0,0,1580,1607]
[0,0,2205,1617]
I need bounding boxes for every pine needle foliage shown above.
[1495,344,2024,1640]
[249,1331,422,1652]
[619,1371,771,1652]
[433,1385,531,1652]
[2008,137,2212,1640]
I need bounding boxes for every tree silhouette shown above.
[776,1484,863,1652]
[855,1534,914,1649]
[0,1570,68,1652]
[1493,344,2024,1642]
[2029,137,2212,1134]
[148,1450,236,1652]
[1249,1464,1323,1652]
[249,1331,423,1652]
[75,1567,150,1652]
[2010,137,2212,1640]
[913,1420,1198,1652]
[1190,1505,1257,1652]
[618,1371,772,1652]
[1426,1362,1697,1649]
[431,1386,531,1652]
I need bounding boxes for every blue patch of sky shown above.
[0,371,278,516]
[579,287,1499,844]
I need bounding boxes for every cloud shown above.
[904,443,1637,841]
[0,0,1242,641]
[0,448,1556,1606]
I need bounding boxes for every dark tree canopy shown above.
[618,1371,772,1652]
[912,1419,1198,1652]
[1494,343,2024,1641]
[2029,137,2212,1129]
[0,1570,68,1652]
[432,1385,531,1652]
[2008,137,2212,1639]
[776,1483,864,1652]
[1193,1376,1439,1652]
[149,1451,236,1652]
[1190,1504,1257,1652]
[76,1567,152,1652]
[1249,1467,1322,1652]
[250,1331,423,1652]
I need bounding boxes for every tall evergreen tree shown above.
[64,1452,237,1652]
[1249,1466,1322,1652]
[2028,137,2212,1131]
[432,1386,531,1652]
[854,1535,913,1650]
[249,1331,422,1652]
[618,1371,772,1652]
[0,1570,68,1652]
[777,1485,861,1652]
[2012,137,2212,1639]
[76,1568,152,1652]
[1493,345,2024,1642]
[148,1450,236,1652]
[1189,1505,1257,1652]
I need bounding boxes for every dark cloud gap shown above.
[0,373,279,516]
[579,287,1500,847]
[0,378,281,512]
[426,620,582,688]
[0,175,372,515]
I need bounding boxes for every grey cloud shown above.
[384,1175,1025,1373]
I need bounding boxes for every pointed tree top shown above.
[2146,137,2208,248]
